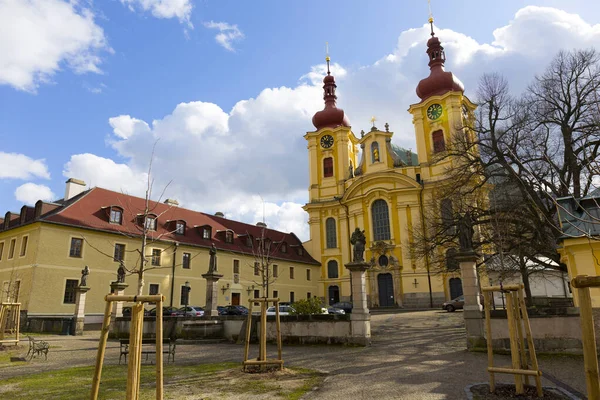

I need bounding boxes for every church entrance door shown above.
[328,285,340,305]
[449,278,463,299]
[231,293,240,305]
[378,273,394,307]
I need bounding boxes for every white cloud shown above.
[0,152,50,180]
[121,0,193,26]
[0,0,110,92]
[63,6,600,241]
[203,21,244,52]
[14,183,55,205]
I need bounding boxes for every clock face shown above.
[427,103,443,120]
[320,135,334,148]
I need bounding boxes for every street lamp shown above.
[184,281,191,317]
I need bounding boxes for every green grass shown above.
[0,362,324,400]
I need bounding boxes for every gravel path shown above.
[0,310,589,399]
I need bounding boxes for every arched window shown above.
[372,200,391,241]
[432,130,445,153]
[323,157,333,178]
[327,260,338,279]
[325,218,337,248]
[371,141,380,163]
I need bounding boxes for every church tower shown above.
[408,17,476,180]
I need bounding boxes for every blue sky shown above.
[1,0,600,240]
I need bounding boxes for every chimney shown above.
[164,198,179,207]
[64,178,86,201]
[215,212,225,218]
[256,222,267,228]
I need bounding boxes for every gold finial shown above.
[370,116,376,127]
[427,0,435,36]
[325,42,331,75]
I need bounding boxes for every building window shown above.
[280,242,287,253]
[323,157,333,178]
[273,290,278,299]
[20,236,28,257]
[0,242,4,261]
[149,284,159,295]
[273,264,278,278]
[371,141,380,162]
[225,231,234,244]
[307,292,311,299]
[8,239,16,259]
[246,236,253,247]
[145,216,157,231]
[327,260,339,278]
[290,292,295,303]
[114,244,125,262]
[306,269,311,281]
[233,260,240,274]
[290,267,294,279]
[175,221,185,235]
[432,130,445,153]
[372,199,391,241]
[109,208,122,224]
[326,218,337,248]
[254,289,260,298]
[297,247,304,256]
[182,252,191,269]
[151,249,161,266]
[180,285,189,306]
[203,227,211,239]
[63,279,78,304]
[69,238,83,258]
[254,262,259,276]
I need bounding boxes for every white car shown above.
[266,305,295,315]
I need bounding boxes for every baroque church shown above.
[303,20,477,308]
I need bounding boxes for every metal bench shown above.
[26,335,49,360]
[118,338,176,364]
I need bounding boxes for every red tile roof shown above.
[42,187,319,265]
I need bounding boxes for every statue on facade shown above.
[458,212,474,252]
[348,162,354,179]
[208,243,218,273]
[350,228,366,262]
[80,265,90,287]
[116,263,126,283]
[373,147,380,162]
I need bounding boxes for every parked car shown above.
[223,305,248,315]
[331,302,353,314]
[327,307,345,315]
[176,306,204,317]
[266,305,294,315]
[147,306,178,316]
[217,306,228,315]
[442,296,464,312]
[122,306,150,317]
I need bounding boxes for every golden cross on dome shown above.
[325,42,331,75]
[370,116,377,127]
[427,0,435,36]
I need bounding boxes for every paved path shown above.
[0,310,589,399]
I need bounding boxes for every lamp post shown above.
[184,281,191,317]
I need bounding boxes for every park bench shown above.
[26,335,49,360]
[118,338,176,364]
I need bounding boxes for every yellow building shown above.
[303,27,476,307]
[557,192,600,307]
[0,179,319,325]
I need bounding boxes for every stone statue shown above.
[117,263,126,283]
[208,243,218,273]
[458,212,474,252]
[348,162,354,179]
[80,265,89,287]
[350,228,366,262]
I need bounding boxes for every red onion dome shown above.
[312,72,351,130]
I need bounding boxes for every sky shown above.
[1,0,600,241]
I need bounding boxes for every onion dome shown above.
[312,55,350,130]
[415,24,464,101]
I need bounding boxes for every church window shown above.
[441,199,454,234]
[327,260,338,278]
[323,157,333,178]
[325,218,337,248]
[371,141,380,163]
[432,130,445,153]
[372,200,391,241]
[446,248,459,271]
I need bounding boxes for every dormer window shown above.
[280,242,287,253]
[109,207,123,224]
[144,215,157,231]
[175,221,185,235]
[225,230,234,244]
[246,235,253,248]
[203,227,212,239]
[297,247,304,256]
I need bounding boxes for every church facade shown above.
[303,26,476,308]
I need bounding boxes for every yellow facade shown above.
[0,209,320,322]
[304,84,476,307]
[558,238,600,307]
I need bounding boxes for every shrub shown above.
[290,297,325,315]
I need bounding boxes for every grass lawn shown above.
[0,362,324,399]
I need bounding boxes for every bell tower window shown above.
[432,130,445,153]
[323,157,333,178]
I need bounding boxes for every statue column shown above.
[346,261,371,345]
[73,286,90,335]
[110,281,129,320]
[202,273,223,317]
